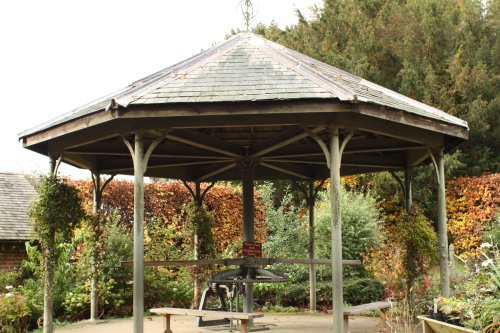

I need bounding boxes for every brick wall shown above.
[0,242,27,271]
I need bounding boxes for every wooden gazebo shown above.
[19,33,468,333]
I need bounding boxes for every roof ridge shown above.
[248,34,356,101]
[112,34,246,108]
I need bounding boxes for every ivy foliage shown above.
[30,175,85,251]
[364,203,438,299]
[28,175,85,332]
[186,202,216,260]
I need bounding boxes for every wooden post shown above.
[308,181,317,312]
[330,128,343,333]
[162,314,173,333]
[293,179,324,313]
[404,167,413,213]
[90,173,101,322]
[242,164,254,314]
[435,149,450,297]
[49,157,56,176]
[89,172,113,322]
[309,127,350,333]
[133,133,146,333]
[240,319,250,333]
[44,155,59,333]
[123,132,165,333]
[193,181,201,308]
[48,154,62,176]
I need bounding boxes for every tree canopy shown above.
[252,0,499,174]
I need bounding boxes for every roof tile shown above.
[0,173,36,241]
[19,32,467,139]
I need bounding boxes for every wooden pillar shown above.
[308,181,317,312]
[435,149,450,297]
[404,167,413,213]
[309,127,350,332]
[48,154,62,176]
[123,132,165,333]
[44,155,60,333]
[90,173,101,321]
[133,134,146,333]
[295,179,324,312]
[242,164,254,313]
[329,128,344,333]
[49,157,56,176]
[89,172,113,322]
[193,181,202,308]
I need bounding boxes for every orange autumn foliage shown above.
[446,173,499,258]
[69,179,266,257]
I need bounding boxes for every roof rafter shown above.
[250,126,324,158]
[260,161,312,180]
[166,129,244,158]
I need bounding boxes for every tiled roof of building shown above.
[0,173,36,241]
[19,33,467,138]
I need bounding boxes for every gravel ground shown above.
[55,314,386,333]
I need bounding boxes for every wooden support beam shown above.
[166,129,244,158]
[120,258,362,268]
[251,127,324,158]
[261,158,325,165]
[260,161,312,180]
[342,112,446,147]
[355,104,468,140]
[196,163,237,181]
[100,160,223,173]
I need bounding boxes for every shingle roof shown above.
[19,32,467,139]
[0,173,36,241]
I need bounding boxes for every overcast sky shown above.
[0,0,321,178]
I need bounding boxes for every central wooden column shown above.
[242,163,254,313]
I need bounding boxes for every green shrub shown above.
[144,268,192,309]
[63,215,133,318]
[343,277,384,305]
[0,271,19,293]
[254,282,309,308]
[254,277,384,309]
[437,238,500,330]
[258,182,309,283]
[0,291,30,333]
[315,187,384,279]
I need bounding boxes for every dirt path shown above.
[56,314,383,333]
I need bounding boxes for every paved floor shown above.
[56,314,385,333]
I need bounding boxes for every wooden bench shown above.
[150,307,263,333]
[328,301,395,333]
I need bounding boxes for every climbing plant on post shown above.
[182,181,216,308]
[29,175,85,333]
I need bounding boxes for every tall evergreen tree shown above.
[254,0,499,174]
